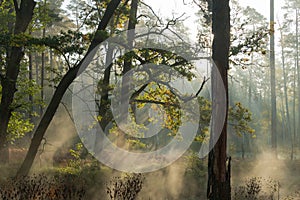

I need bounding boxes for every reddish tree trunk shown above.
[207,0,231,199]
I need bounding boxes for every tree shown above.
[278,19,294,158]
[16,0,122,176]
[274,0,299,154]
[0,0,36,163]
[207,0,231,199]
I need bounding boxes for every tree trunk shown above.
[29,53,34,121]
[0,0,36,164]
[98,14,115,131]
[40,27,46,115]
[296,9,300,150]
[270,0,277,156]
[207,0,231,199]
[40,0,47,115]
[120,0,138,124]
[293,60,297,152]
[49,48,54,94]
[16,0,121,177]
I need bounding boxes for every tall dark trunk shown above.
[40,0,47,115]
[29,53,34,121]
[98,47,113,130]
[120,0,138,124]
[0,0,36,164]
[207,0,231,199]
[49,48,54,94]
[35,53,39,84]
[40,27,46,115]
[16,0,121,177]
[98,14,115,131]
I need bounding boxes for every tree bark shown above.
[16,0,121,177]
[0,0,36,163]
[207,0,231,199]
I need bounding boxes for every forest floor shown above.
[232,151,300,199]
[2,150,300,199]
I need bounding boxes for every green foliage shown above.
[0,30,91,55]
[14,65,44,112]
[126,139,147,150]
[68,142,84,170]
[137,82,182,134]
[30,0,63,31]
[115,49,196,80]
[229,102,255,137]
[184,151,207,178]
[195,96,211,142]
[0,65,41,143]
[0,0,15,32]
[66,0,130,31]
[195,98,255,141]
[196,0,268,66]
[7,112,34,143]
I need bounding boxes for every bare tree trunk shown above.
[16,0,121,177]
[270,0,277,156]
[279,98,286,145]
[296,9,300,151]
[293,59,297,154]
[207,0,231,199]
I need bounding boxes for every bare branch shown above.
[140,1,163,25]
[130,99,180,108]
[195,76,209,97]
[131,83,149,99]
